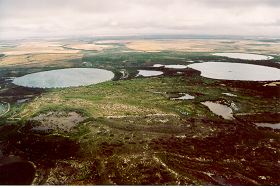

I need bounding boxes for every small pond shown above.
[202,101,234,120]
[172,93,195,100]
[222,93,237,97]
[213,53,273,60]
[255,123,280,130]
[137,70,163,77]
[153,64,164,67]
[152,64,188,69]
[164,65,188,69]
[12,68,114,88]
[188,62,280,81]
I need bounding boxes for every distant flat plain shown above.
[1,39,280,67]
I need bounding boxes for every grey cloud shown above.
[196,0,280,7]
[0,0,279,39]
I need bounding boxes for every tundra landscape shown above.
[0,0,280,186]
[0,37,280,185]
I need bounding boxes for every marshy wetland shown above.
[0,38,280,185]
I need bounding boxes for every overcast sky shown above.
[0,0,280,39]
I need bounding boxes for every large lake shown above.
[188,62,280,81]
[13,68,114,88]
[213,53,273,60]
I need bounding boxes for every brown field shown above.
[0,53,82,67]
[0,42,79,55]
[125,39,280,54]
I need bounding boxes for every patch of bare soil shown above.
[32,111,85,132]
[0,53,82,67]
[0,42,79,55]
